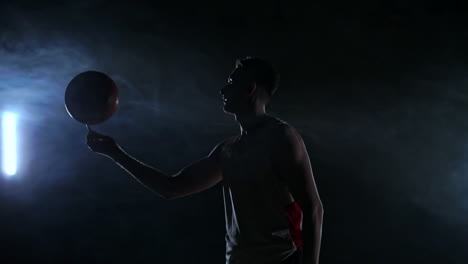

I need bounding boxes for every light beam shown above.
[2,112,17,176]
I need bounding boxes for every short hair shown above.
[235,56,280,96]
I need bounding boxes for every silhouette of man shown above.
[87,57,323,264]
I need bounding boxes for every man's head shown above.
[220,57,279,115]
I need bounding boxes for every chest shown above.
[221,135,277,186]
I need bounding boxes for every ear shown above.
[247,82,257,97]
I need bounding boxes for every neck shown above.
[235,106,269,135]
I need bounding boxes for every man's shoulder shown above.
[267,117,296,137]
[221,135,239,149]
[266,117,304,149]
[209,135,239,158]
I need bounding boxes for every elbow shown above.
[158,190,178,200]
[161,186,178,201]
[301,201,324,221]
[163,192,178,201]
[149,189,175,200]
[312,202,324,216]
[162,195,173,200]
[147,178,179,200]
[161,178,181,200]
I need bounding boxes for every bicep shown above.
[167,143,224,200]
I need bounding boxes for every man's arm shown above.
[273,124,324,264]
[107,140,225,200]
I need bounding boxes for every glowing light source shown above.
[2,112,17,176]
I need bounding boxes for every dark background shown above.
[0,1,467,263]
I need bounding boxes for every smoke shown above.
[1,2,467,262]
[0,28,92,204]
[0,6,235,262]
[0,4,234,204]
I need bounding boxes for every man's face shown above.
[219,67,253,114]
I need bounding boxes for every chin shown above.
[223,104,237,114]
[223,107,234,114]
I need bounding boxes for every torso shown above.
[218,116,299,264]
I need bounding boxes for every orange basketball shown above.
[64,71,119,125]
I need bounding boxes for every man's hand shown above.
[86,125,122,159]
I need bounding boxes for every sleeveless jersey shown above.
[215,117,303,264]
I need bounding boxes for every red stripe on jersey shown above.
[285,201,303,249]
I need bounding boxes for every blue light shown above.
[2,112,17,176]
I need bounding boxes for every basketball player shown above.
[86,57,324,264]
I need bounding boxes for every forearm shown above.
[111,148,173,199]
[302,207,324,264]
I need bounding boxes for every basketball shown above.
[64,71,119,125]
